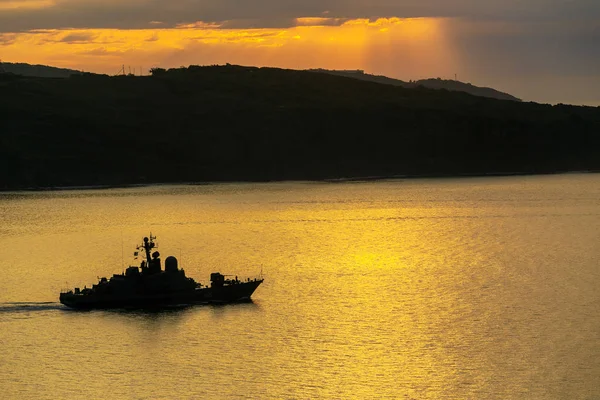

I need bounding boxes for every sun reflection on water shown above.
[1,176,600,398]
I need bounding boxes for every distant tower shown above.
[0,59,6,74]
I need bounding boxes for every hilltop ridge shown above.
[0,61,82,78]
[1,62,519,101]
[309,69,521,102]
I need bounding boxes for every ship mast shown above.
[142,236,153,264]
[138,234,160,273]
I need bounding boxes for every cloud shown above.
[176,21,222,29]
[295,17,348,27]
[0,32,17,44]
[0,0,599,32]
[447,19,600,77]
[0,0,54,10]
[145,32,159,42]
[59,32,96,43]
[76,46,124,56]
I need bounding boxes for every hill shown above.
[0,62,81,78]
[407,78,521,102]
[0,64,599,190]
[309,69,521,101]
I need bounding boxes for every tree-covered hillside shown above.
[0,62,81,78]
[309,69,521,101]
[0,65,598,189]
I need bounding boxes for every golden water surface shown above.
[1,175,599,399]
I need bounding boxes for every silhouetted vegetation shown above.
[0,62,81,78]
[0,64,599,189]
[309,69,521,101]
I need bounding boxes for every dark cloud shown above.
[0,0,599,32]
[447,19,600,77]
[59,32,97,43]
[218,18,298,29]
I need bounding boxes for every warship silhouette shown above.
[60,235,263,309]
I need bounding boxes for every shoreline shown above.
[0,170,596,193]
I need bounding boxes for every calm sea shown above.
[1,175,599,399]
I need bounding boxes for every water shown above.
[1,175,599,399]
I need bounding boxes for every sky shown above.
[1,0,599,105]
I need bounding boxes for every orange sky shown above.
[1,0,599,105]
[1,18,458,80]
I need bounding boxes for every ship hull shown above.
[59,280,263,310]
